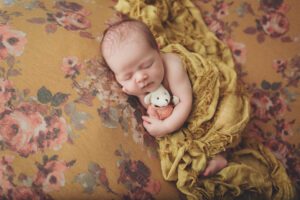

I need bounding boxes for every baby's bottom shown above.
[202,154,227,177]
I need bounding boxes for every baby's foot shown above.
[202,154,228,177]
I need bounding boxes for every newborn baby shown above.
[100,19,227,177]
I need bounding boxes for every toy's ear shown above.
[144,94,152,105]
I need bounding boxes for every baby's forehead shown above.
[101,22,146,58]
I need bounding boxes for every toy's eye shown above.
[157,97,159,100]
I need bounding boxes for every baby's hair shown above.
[100,18,158,65]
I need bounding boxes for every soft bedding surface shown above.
[0,0,299,199]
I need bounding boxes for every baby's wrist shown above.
[161,121,173,135]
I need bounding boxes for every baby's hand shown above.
[142,116,169,138]
[202,154,227,177]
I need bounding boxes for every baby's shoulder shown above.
[162,52,186,75]
[162,52,182,66]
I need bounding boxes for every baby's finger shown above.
[143,121,149,129]
[142,116,151,123]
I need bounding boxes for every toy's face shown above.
[150,87,171,107]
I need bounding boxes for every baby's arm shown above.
[142,53,192,137]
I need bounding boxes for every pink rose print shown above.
[0,78,14,114]
[0,110,46,156]
[251,89,288,122]
[269,93,288,117]
[41,115,69,150]
[244,128,264,144]
[273,59,287,74]
[204,15,225,39]
[50,2,91,31]
[55,1,90,16]
[143,179,161,195]
[251,90,273,121]
[265,138,289,167]
[34,160,68,192]
[61,56,83,77]
[0,24,27,61]
[0,99,69,156]
[260,12,289,37]
[11,186,39,200]
[52,12,91,31]
[214,2,231,19]
[0,156,14,195]
[226,38,246,65]
[275,119,294,141]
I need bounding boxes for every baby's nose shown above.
[136,74,148,83]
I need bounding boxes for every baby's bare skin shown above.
[203,154,228,177]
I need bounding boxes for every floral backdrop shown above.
[0,0,299,199]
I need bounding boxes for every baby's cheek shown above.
[122,85,136,95]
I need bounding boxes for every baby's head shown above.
[100,19,165,96]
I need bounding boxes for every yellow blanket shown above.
[114,0,295,199]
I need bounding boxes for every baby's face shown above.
[104,35,164,96]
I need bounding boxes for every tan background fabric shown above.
[0,0,299,199]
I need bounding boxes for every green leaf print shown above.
[37,86,52,104]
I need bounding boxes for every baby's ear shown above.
[144,94,151,105]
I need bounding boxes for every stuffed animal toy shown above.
[144,84,180,120]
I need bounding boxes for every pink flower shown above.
[0,25,10,60]
[43,116,69,150]
[0,156,14,194]
[17,102,49,116]
[277,3,290,14]
[55,1,91,16]
[34,160,68,192]
[272,59,287,74]
[226,38,246,65]
[266,138,288,156]
[294,162,300,177]
[0,110,46,156]
[0,78,14,113]
[11,186,39,200]
[143,179,161,195]
[215,2,230,19]
[275,119,294,141]
[250,91,273,121]
[204,15,225,39]
[0,24,27,60]
[260,12,289,37]
[61,56,83,77]
[270,93,287,117]
[0,43,9,61]
[42,170,66,192]
[53,11,91,31]
[265,138,289,167]
[245,129,264,143]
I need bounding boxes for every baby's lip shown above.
[142,82,153,89]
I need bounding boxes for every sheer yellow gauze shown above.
[114,0,295,199]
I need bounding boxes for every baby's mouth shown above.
[142,82,152,89]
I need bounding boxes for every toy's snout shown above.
[144,85,173,107]
[152,91,170,107]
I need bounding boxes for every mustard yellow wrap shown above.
[114,0,295,199]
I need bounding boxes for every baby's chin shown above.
[124,82,160,95]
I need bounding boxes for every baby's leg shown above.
[202,153,227,177]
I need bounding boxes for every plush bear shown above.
[144,84,180,120]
